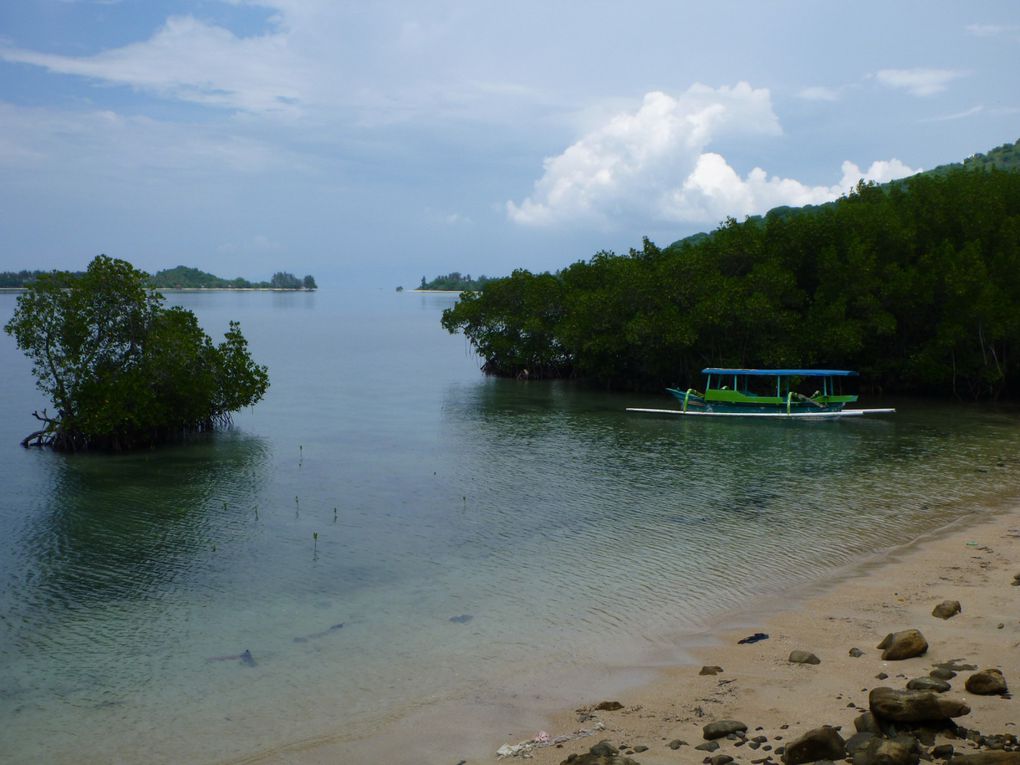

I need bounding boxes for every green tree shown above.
[4,255,269,451]
[302,274,317,289]
[270,271,302,289]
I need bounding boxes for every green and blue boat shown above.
[629,368,895,419]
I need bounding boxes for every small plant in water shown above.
[295,495,300,516]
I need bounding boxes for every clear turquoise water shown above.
[2,290,1020,764]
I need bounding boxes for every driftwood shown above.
[20,409,59,448]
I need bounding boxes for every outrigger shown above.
[627,368,895,419]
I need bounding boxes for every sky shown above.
[0,1,1018,287]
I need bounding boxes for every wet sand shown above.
[490,507,1020,764]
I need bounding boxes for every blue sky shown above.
[0,1,1017,287]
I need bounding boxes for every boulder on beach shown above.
[700,665,724,675]
[906,676,951,693]
[877,629,928,660]
[782,726,846,765]
[852,735,920,765]
[789,650,821,665]
[868,687,970,723]
[965,668,1008,695]
[950,754,1020,765]
[703,720,748,740]
[594,700,624,711]
[561,741,642,765]
[932,600,962,619]
[854,712,882,734]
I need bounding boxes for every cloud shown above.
[506,83,782,227]
[966,23,1020,38]
[926,105,985,122]
[506,84,919,228]
[874,68,966,97]
[0,14,305,115]
[797,86,841,102]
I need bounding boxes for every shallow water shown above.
[1,289,1019,763]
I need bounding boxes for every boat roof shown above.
[702,368,858,377]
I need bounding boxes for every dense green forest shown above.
[146,266,316,289]
[417,272,494,291]
[1,266,316,290]
[442,166,1020,399]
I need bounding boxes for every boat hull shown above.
[665,387,846,414]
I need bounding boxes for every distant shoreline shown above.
[0,287,316,293]
[411,289,463,294]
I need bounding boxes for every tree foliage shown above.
[4,255,270,451]
[442,168,1020,398]
[419,272,494,291]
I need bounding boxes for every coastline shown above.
[487,504,1020,765]
[229,500,1020,765]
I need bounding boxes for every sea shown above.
[1,289,1019,764]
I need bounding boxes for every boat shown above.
[627,368,895,419]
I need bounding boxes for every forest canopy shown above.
[442,166,1020,399]
[4,256,270,451]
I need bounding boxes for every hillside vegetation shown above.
[442,165,1020,399]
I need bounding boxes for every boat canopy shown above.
[701,368,858,377]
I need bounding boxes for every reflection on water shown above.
[2,290,1020,764]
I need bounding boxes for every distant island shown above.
[1,265,317,290]
[415,272,493,291]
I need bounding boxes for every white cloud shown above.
[838,158,919,188]
[874,68,966,97]
[507,83,781,227]
[797,86,840,102]
[966,23,1020,38]
[506,85,919,228]
[0,15,304,115]
[927,105,985,122]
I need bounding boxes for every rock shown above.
[850,647,865,657]
[711,756,735,765]
[561,743,642,765]
[965,669,1008,695]
[782,726,846,765]
[932,601,961,619]
[668,740,687,750]
[877,629,929,660]
[907,677,951,693]
[869,687,970,723]
[930,668,956,681]
[632,745,647,752]
[704,721,748,740]
[854,712,882,734]
[877,673,890,680]
[930,744,954,759]
[789,650,821,665]
[595,701,624,711]
[700,666,725,676]
[696,741,721,752]
[950,754,1020,765]
[846,732,878,754]
[852,736,919,765]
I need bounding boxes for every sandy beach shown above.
[486,506,1020,765]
